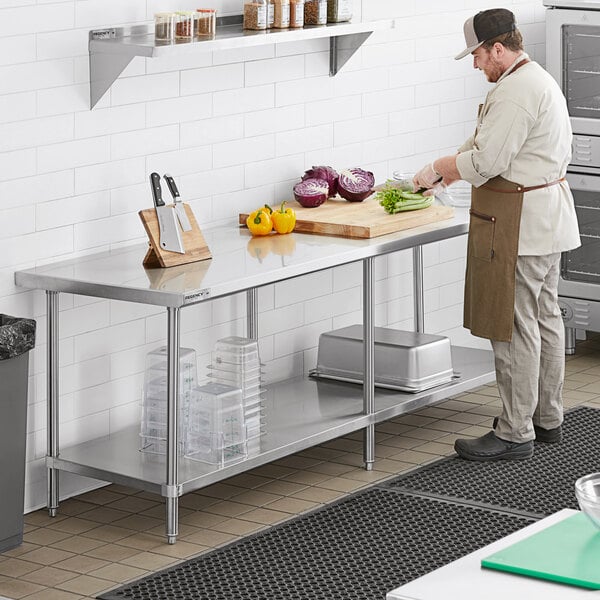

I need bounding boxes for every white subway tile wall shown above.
[0,0,545,512]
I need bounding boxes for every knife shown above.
[415,176,443,195]
[150,172,185,254]
[163,173,192,232]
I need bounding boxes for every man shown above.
[413,8,580,461]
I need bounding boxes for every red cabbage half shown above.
[293,178,330,208]
[302,165,338,197]
[337,168,375,202]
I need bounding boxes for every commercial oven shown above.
[546,0,600,352]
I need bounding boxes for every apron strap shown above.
[481,177,565,194]
[509,57,530,74]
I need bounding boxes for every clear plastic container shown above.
[139,346,198,455]
[175,11,195,40]
[304,0,327,24]
[244,401,264,416]
[207,367,262,387]
[289,0,305,27]
[208,360,262,374]
[243,400,264,418]
[215,336,259,353]
[214,349,260,366]
[140,396,188,456]
[273,0,290,28]
[144,346,197,393]
[327,0,352,23]
[187,433,247,466]
[189,385,245,449]
[213,337,261,366]
[244,0,268,30]
[247,436,261,456]
[155,12,176,41]
[196,8,216,38]
[185,382,247,465]
[208,357,264,375]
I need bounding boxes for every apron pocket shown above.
[469,209,496,262]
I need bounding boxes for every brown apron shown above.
[463,177,524,342]
[462,57,565,342]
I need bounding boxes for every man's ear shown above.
[492,42,505,57]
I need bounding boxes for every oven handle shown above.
[566,171,600,193]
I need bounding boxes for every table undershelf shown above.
[49,346,494,496]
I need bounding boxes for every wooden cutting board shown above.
[239,196,454,239]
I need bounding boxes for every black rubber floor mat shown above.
[98,490,533,600]
[384,406,600,517]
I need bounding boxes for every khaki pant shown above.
[492,253,564,443]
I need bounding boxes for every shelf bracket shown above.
[89,28,146,109]
[161,483,184,498]
[329,31,372,76]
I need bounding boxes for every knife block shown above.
[139,203,211,268]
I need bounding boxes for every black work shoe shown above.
[492,417,562,444]
[454,431,534,461]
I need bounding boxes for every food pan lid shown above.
[320,324,450,348]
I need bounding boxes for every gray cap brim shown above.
[455,39,484,60]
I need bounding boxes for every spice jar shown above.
[175,11,195,40]
[266,0,275,28]
[304,0,327,25]
[327,0,351,23]
[244,0,268,30]
[289,0,304,27]
[155,12,176,41]
[196,8,217,38]
[273,0,290,28]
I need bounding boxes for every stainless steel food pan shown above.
[310,325,454,392]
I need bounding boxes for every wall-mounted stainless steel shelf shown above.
[89,15,395,108]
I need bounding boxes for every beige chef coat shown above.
[455,53,581,256]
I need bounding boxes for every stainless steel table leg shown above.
[247,288,258,340]
[166,307,180,544]
[47,291,60,517]
[413,245,425,333]
[565,326,576,355]
[363,257,375,471]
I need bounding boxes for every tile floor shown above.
[1,335,599,600]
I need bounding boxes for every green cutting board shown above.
[482,512,600,589]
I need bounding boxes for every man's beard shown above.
[485,55,505,82]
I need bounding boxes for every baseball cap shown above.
[455,8,517,60]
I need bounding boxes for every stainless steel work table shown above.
[15,208,495,543]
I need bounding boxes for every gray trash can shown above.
[0,314,35,553]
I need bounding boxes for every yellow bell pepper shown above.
[246,208,273,236]
[269,201,296,234]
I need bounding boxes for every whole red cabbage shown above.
[337,168,375,202]
[293,178,329,208]
[302,165,338,197]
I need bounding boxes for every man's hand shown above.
[422,182,446,197]
[413,163,441,191]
